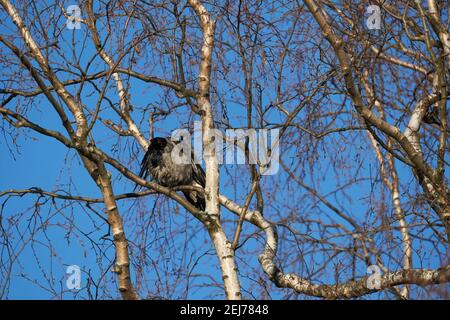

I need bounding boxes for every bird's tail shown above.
[182,190,205,211]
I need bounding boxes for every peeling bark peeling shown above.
[187,0,242,300]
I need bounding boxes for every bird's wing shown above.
[188,153,206,210]
[172,137,205,187]
[138,147,151,183]
[190,148,205,187]
[192,162,206,187]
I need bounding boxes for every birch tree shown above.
[0,0,448,299]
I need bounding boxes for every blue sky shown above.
[0,1,448,300]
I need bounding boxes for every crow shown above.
[423,107,441,126]
[423,107,450,134]
[138,137,206,211]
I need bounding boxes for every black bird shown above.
[138,137,206,211]
[423,107,442,126]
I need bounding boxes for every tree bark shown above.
[188,0,242,299]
